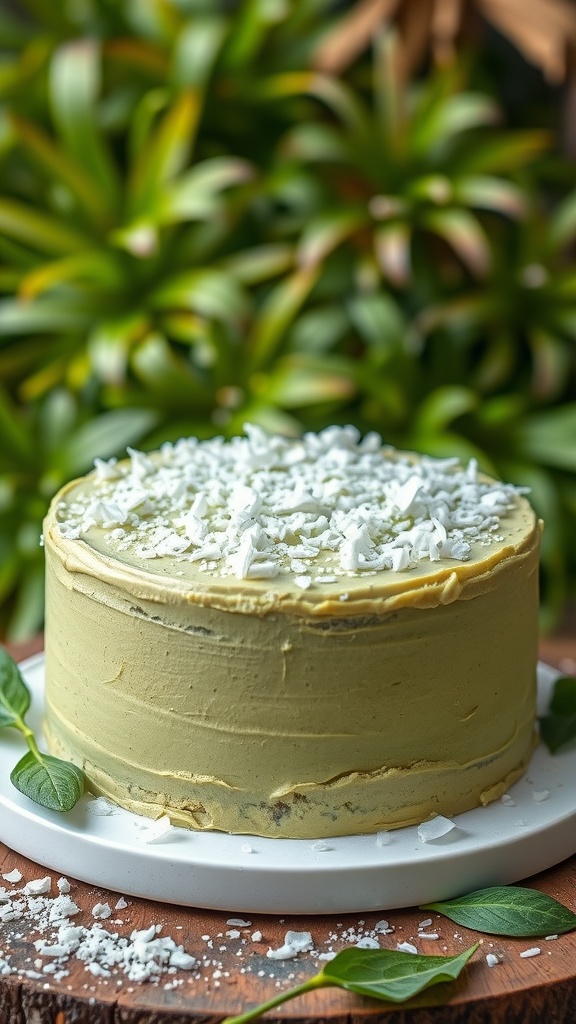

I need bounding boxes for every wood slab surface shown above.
[1,634,575,1024]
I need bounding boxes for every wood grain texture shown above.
[1,635,575,1022]
[2,842,576,1024]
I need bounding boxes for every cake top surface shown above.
[47,425,537,610]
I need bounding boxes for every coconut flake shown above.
[91,903,112,920]
[417,816,457,842]
[532,790,550,802]
[520,947,541,958]
[2,869,22,884]
[24,877,51,896]
[266,931,314,960]
[56,426,525,588]
[139,815,173,844]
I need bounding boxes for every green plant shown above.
[0,0,575,638]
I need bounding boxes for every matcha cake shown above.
[43,425,541,838]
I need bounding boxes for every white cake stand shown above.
[1,655,575,915]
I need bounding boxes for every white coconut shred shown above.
[56,425,526,588]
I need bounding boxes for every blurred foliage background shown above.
[1,0,575,639]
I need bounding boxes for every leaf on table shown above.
[422,886,576,937]
[320,943,479,1003]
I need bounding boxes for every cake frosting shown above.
[43,426,541,838]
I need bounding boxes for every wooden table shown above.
[2,634,576,1024]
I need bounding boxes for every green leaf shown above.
[374,222,411,286]
[548,191,576,250]
[320,943,479,1002]
[283,122,350,164]
[9,114,112,226]
[0,647,30,728]
[19,250,121,301]
[155,156,253,225]
[452,176,526,218]
[422,887,576,937]
[131,331,208,404]
[152,268,249,322]
[249,266,321,369]
[347,293,404,350]
[0,197,91,255]
[127,90,200,217]
[221,244,294,285]
[411,93,499,157]
[515,405,576,471]
[454,131,551,174]
[222,944,479,1024]
[88,313,150,385]
[423,208,490,277]
[10,750,84,813]
[0,297,91,336]
[297,209,365,268]
[171,18,228,89]
[49,40,119,209]
[257,72,368,135]
[414,386,478,434]
[56,408,158,477]
[258,356,355,408]
[7,561,45,644]
[539,676,576,753]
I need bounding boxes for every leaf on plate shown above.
[10,751,85,813]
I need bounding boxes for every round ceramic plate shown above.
[1,655,575,915]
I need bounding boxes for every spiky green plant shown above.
[0,0,575,637]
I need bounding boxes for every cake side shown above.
[42,428,541,838]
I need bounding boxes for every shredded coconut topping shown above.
[55,425,526,588]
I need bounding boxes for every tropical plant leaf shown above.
[515,405,576,471]
[171,17,228,89]
[452,176,526,218]
[374,222,412,286]
[0,646,30,727]
[9,114,111,225]
[297,209,365,267]
[0,297,91,336]
[221,244,294,284]
[152,268,249,322]
[127,90,201,218]
[0,197,91,255]
[19,251,121,300]
[49,39,119,209]
[411,93,499,156]
[55,408,157,476]
[423,208,490,276]
[249,266,321,369]
[539,676,576,753]
[155,156,253,225]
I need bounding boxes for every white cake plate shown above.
[1,655,575,915]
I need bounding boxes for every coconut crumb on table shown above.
[0,864,567,1000]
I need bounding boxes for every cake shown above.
[43,425,541,839]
